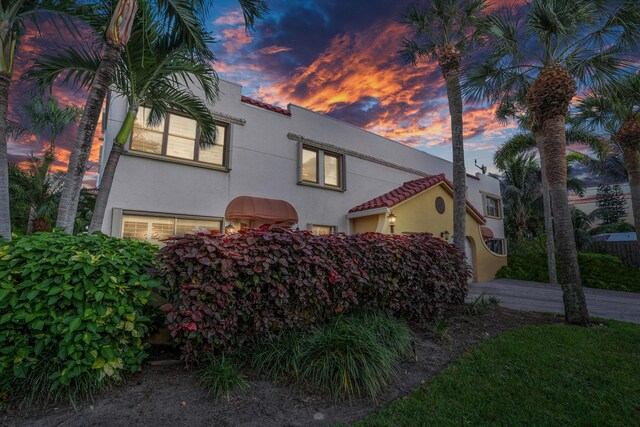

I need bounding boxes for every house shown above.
[97,79,507,282]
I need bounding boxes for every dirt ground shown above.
[2,306,562,427]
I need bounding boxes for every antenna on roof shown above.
[475,159,487,175]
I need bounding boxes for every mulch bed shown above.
[2,306,562,427]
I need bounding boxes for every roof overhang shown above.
[346,207,391,219]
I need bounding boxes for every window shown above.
[311,224,336,235]
[300,144,344,190]
[484,195,501,218]
[486,238,507,255]
[130,107,228,167]
[301,148,318,183]
[122,213,222,245]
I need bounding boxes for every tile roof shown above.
[348,173,486,223]
[241,95,291,116]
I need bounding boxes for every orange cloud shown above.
[214,10,245,26]
[222,27,253,53]
[258,45,293,55]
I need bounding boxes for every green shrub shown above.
[251,313,412,401]
[496,244,640,293]
[198,354,248,400]
[0,232,159,406]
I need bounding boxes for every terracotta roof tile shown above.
[241,95,291,116]
[349,173,486,223]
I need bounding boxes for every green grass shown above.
[356,320,640,426]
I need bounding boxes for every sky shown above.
[8,0,529,186]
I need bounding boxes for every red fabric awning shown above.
[481,226,494,239]
[225,196,298,225]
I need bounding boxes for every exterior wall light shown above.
[387,212,397,235]
[225,223,236,234]
[440,230,450,241]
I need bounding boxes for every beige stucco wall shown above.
[350,183,507,282]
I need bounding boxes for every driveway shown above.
[467,279,640,324]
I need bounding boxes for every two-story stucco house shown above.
[97,79,507,282]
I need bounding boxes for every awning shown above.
[481,226,494,239]
[225,196,298,225]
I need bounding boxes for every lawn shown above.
[356,320,640,426]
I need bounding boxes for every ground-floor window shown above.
[485,238,507,255]
[310,224,336,235]
[122,213,222,245]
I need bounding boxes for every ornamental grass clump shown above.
[0,232,158,408]
[159,226,470,362]
[198,354,248,400]
[249,313,412,400]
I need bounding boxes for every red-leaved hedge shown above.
[158,227,470,361]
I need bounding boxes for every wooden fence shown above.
[589,241,640,268]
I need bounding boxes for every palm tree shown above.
[8,150,63,233]
[400,0,488,251]
[30,3,220,233]
[0,0,74,240]
[493,152,542,243]
[49,0,267,233]
[575,72,640,252]
[463,0,640,325]
[23,96,82,148]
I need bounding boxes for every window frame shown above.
[485,238,507,255]
[128,108,231,170]
[483,194,502,219]
[297,142,346,191]
[309,224,337,235]
[120,210,224,245]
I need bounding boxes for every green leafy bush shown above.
[496,243,640,293]
[198,354,248,400]
[250,313,412,400]
[0,232,159,406]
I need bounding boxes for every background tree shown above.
[492,151,542,243]
[596,184,628,225]
[575,72,640,250]
[400,0,488,251]
[50,0,267,233]
[23,96,82,148]
[8,151,63,233]
[0,0,73,239]
[464,0,640,325]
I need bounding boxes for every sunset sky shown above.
[8,0,528,186]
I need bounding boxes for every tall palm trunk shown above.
[26,204,36,234]
[89,109,136,233]
[542,114,589,325]
[56,0,138,233]
[534,132,558,284]
[622,147,640,251]
[56,42,123,232]
[0,75,10,240]
[439,44,466,251]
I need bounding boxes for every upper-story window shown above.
[484,195,501,218]
[300,145,344,190]
[130,106,228,167]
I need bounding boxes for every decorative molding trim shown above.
[211,111,246,126]
[288,133,429,178]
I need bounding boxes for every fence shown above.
[589,241,640,268]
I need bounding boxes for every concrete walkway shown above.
[467,279,640,324]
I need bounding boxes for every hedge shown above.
[158,227,470,361]
[0,232,159,401]
[496,248,640,293]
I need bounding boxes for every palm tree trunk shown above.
[0,75,11,240]
[542,114,589,325]
[622,147,640,253]
[26,204,36,234]
[534,132,558,284]
[89,109,137,233]
[56,41,123,233]
[443,67,466,252]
